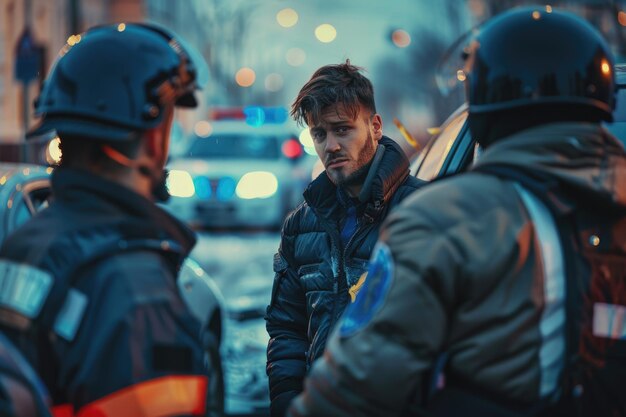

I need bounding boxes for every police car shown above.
[411,64,626,179]
[165,107,315,229]
[0,162,226,408]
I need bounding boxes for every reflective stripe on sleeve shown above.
[75,375,208,417]
[514,183,566,399]
[0,260,53,318]
[593,302,626,339]
[53,289,88,342]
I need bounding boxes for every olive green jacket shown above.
[288,123,626,417]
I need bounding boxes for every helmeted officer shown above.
[287,7,626,417]
[0,23,220,416]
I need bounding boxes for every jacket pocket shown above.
[306,308,332,369]
[267,252,289,314]
[297,263,333,343]
[298,263,331,292]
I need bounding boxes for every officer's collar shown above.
[51,167,196,255]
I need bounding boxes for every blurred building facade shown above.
[0,0,143,144]
[2,0,624,147]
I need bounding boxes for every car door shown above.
[410,104,476,181]
[0,168,52,243]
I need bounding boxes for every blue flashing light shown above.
[243,106,289,126]
[217,177,237,201]
[194,176,211,200]
[266,107,288,124]
[244,106,266,127]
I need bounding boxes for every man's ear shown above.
[371,114,383,140]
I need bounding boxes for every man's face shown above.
[309,104,382,192]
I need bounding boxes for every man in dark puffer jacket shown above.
[265,60,424,417]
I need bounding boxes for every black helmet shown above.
[464,7,615,121]
[31,23,207,141]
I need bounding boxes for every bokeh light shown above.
[299,129,314,147]
[265,73,284,92]
[276,8,298,28]
[299,129,317,155]
[601,59,611,75]
[315,24,337,43]
[47,137,62,165]
[391,29,411,48]
[286,48,306,66]
[194,121,213,137]
[235,67,256,87]
[66,34,82,46]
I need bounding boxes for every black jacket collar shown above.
[303,136,410,222]
[51,167,196,255]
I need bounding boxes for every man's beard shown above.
[332,131,376,188]
[152,169,171,203]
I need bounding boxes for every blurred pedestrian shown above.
[265,60,424,417]
[288,8,626,417]
[0,23,220,416]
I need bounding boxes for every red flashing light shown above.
[282,138,303,159]
[209,107,245,120]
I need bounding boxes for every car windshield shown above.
[186,134,280,159]
[414,110,468,181]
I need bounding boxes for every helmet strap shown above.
[101,145,141,169]
[101,144,169,202]
[102,143,157,177]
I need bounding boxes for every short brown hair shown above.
[291,60,377,126]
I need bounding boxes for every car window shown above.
[415,111,468,181]
[10,182,51,234]
[186,134,280,159]
[13,200,32,229]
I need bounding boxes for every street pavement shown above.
[193,231,280,417]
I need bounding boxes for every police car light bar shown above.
[208,106,289,126]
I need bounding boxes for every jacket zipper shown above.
[330,217,376,326]
[312,206,377,349]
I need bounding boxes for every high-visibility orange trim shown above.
[52,404,74,417]
[75,375,207,417]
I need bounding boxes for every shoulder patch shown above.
[339,242,394,338]
[0,260,53,318]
